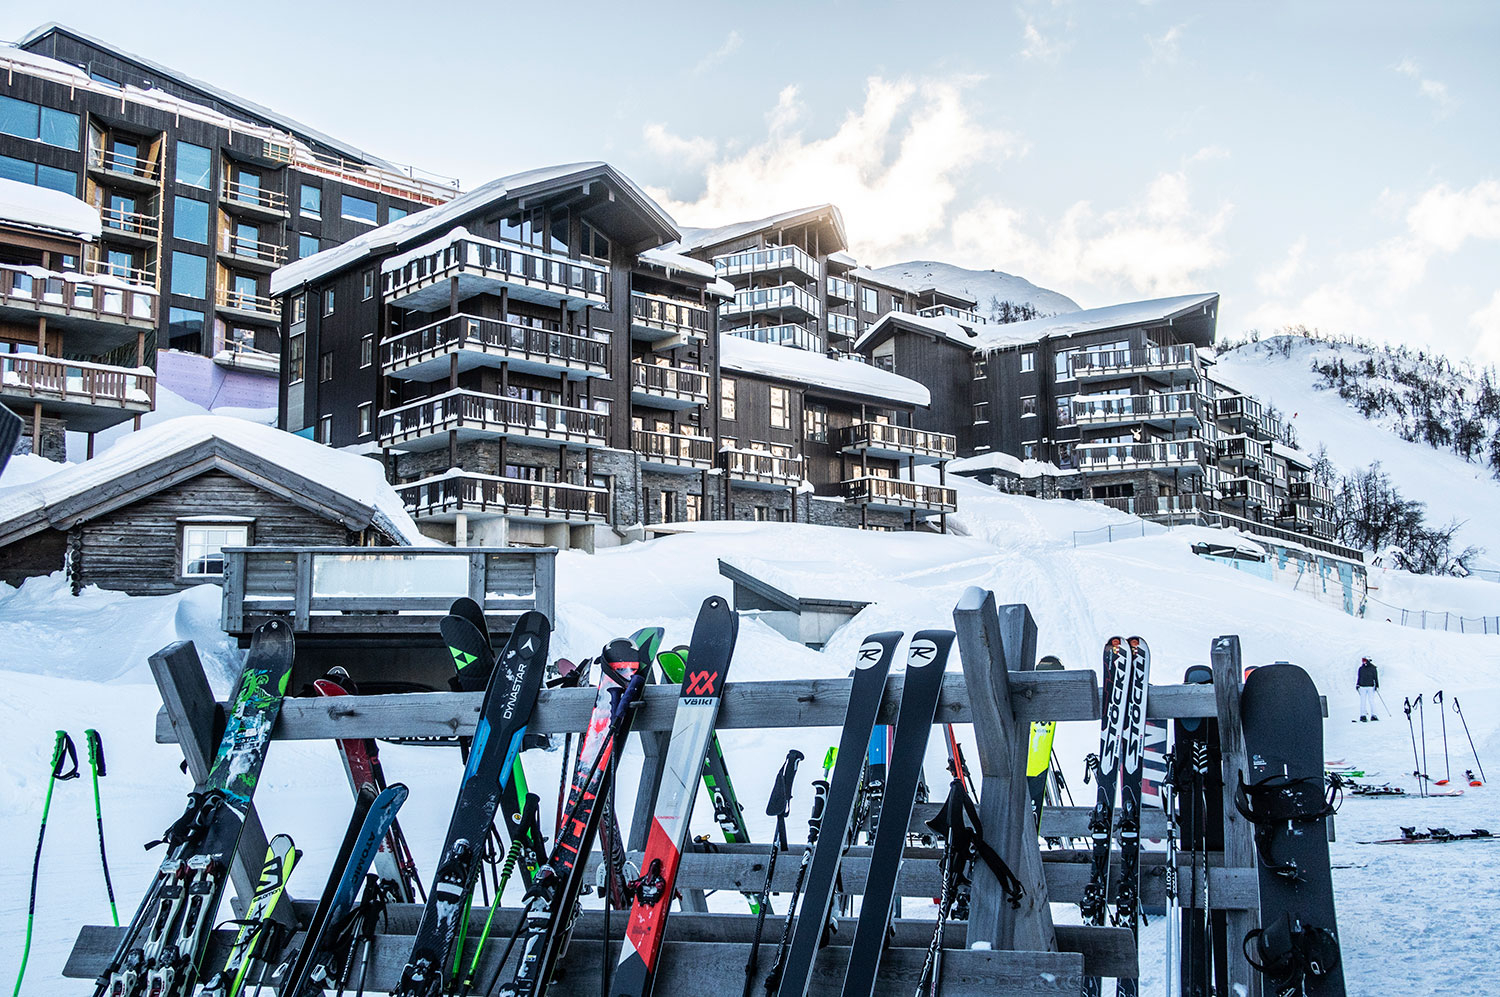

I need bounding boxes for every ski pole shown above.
[14,731,80,997]
[1417,694,1429,790]
[1404,698,1423,798]
[84,729,119,926]
[1375,689,1391,719]
[1453,696,1486,782]
[743,750,802,997]
[1434,691,1452,784]
[763,778,827,995]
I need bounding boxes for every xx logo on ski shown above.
[685,670,716,696]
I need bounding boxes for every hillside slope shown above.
[870,260,1079,318]
[1216,336,1500,570]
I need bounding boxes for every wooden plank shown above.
[1150,683,1327,719]
[148,641,283,918]
[294,551,311,633]
[1212,635,1261,997]
[534,550,556,621]
[910,803,1169,841]
[953,589,1055,953]
[155,671,1100,744]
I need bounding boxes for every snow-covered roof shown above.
[272,163,679,295]
[637,247,716,281]
[827,250,859,268]
[967,293,1220,351]
[949,451,1071,478]
[1270,439,1316,468]
[670,204,845,255]
[0,178,101,240]
[718,335,930,407]
[847,265,910,292]
[0,416,432,546]
[853,310,980,352]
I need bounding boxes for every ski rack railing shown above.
[63,590,1284,996]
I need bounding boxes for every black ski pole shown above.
[1375,688,1391,719]
[1403,697,1424,797]
[84,728,119,926]
[744,749,802,997]
[764,778,829,994]
[1453,696,1487,782]
[1434,691,1452,784]
[14,731,80,997]
[1417,694,1429,790]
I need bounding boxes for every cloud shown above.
[1256,237,1306,295]
[1147,24,1185,64]
[693,29,742,75]
[1395,58,1455,114]
[1189,145,1230,164]
[642,123,716,165]
[1472,290,1500,364]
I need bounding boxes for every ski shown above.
[95,620,295,997]
[1114,636,1150,997]
[1081,636,1129,997]
[836,630,954,997]
[391,611,550,997]
[1025,656,1064,828]
[493,629,659,997]
[771,632,902,997]
[1361,826,1495,844]
[612,596,741,997]
[277,784,409,997]
[199,834,299,997]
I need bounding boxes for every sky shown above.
[6,1,1499,363]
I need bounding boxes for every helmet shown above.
[1361,657,1372,665]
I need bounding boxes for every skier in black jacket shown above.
[1357,657,1380,721]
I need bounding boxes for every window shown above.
[805,404,828,443]
[233,274,259,308]
[291,294,306,324]
[0,155,77,193]
[229,327,255,352]
[168,307,204,350]
[106,249,138,277]
[299,234,320,259]
[357,402,373,436]
[234,221,261,257]
[318,415,332,444]
[1055,348,1077,382]
[173,196,209,243]
[1021,395,1037,417]
[974,401,990,424]
[580,221,610,261]
[1055,395,1075,426]
[175,142,211,188]
[360,335,374,368]
[341,194,377,224]
[1020,350,1035,373]
[180,522,249,579]
[1022,443,1037,461]
[685,494,701,522]
[300,184,322,217]
[319,351,334,382]
[40,107,79,150]
[0,98,78,149]
[288,333,306,382]
[721,378,736,420]
[170,251,208,299]
[323,289,335,316]
[362,270,375,300]
[972,356,988,380]
[0,96,38,139]
[657,490,677,524]
[388,206,407,223]
[860,287,878,313]
[754,506,770,522]
[769,386,791,429]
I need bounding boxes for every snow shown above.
[670,204,842,255]
[964,292,1220,351]
[949,450,1070,479]
[0,178,101,240]
[718,334,930,406]
[854,308,980,351]
[1216,336,1500,571]
[637,247,718,281]
[0,415,430,546]
[64,382,276,462]
[3,465,1499,994]
[0,452,65,487]
[868,260,1081,318]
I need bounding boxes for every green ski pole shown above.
[13,731,80,997]
[84,729,119,926]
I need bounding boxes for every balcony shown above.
[396,471,608,525]
[843,476,958,516]
[721,283,822,323]
[84,256,156,287]
[0,265,157,341]
[1220,476,1273,508]
[1275,504,1336,539]
[218,230,287,270]
[629,292,710,345]
[827,274,856,304]
[99,205,159,244]
[1073,391,1204,429]
[215,286,281,324]
[382,314,609,382]
[917,304,985,326]
[1092,492,1214,520]
[1217,395,1270,439]
[1216,435,1267,469]
[713,245,820,284]
[1069,345,1200,385]
[213,341,280,376]
[384,237,609,313]
[1073,439,1206,471]
[827,312,859,340]
[631,361,710,410]
[1289,480,1335,508]
[727,323,823,352]
[379,390,610,452]
[220,179,290,218]
[632,429,715,472]
[840,422,956,464]
[87,148,159,189]
[0,354,155,432]
[723,447,803,489]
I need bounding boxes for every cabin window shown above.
[1021,395,1037,417]
[288,333,305,383]
[769,387,791,429]
[685,494,701,522]
[342,194,377,225]
[805,404,828,443]
[299,234,319,259]
[323,289,335,316]
[1020,350,1035,373]
[389,206,407,222]
[180,522,249,579]
[360,335,374,368]
[319,351,334,382]
[860,287,878,313]
[300,184,322,217]
[357,402,373,436]
[318,414,333,443]
[720,378,736,420]
[291,295,306,325]
[362,270,375,300]
[175,142,211,189]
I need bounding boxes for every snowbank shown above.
[718,335,930,406]
[0,177,101,239]
[0,452,65,487]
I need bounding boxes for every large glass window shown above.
[168,307,205,350]
[35,165,76,194]
[0,154,30,184]
[805,404,828,443]
[769,386,791,429]
[388,206,407,223]
[39,107,79,150]
[170,251,208,299]
[175,142,211,188]
[721,378,736,420]
[341,194,377,224]
[181,523,249,578]
[0,96,39,139]
[300,184,322,217]
[233,274,259,305]
[106,249,137,277]
[288,332,306,382]
[173,196,209,243]
[299,234,319,259]
[860,287,878,313]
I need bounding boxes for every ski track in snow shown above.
[2,494,1499,995]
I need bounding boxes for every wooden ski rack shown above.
[64,585,1287,996]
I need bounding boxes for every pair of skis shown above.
[1081,636,1150,997]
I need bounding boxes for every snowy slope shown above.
[1216,337,1500,570]
[869,260,1080,317]
[2,494,1498,995]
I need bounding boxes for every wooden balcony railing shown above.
[396,472,609,523]
[631,429,715,468]
[382,314,608,376]
[380,391,610,448]
[631,361,710,404]
[840,422,956,461]
[842,476,958,513]
[713,244,820,283]
[1073,392,1204,425]
[1289,480,1335,507]
[722,283,822,320]
[1072,439,1205,471]
[1069,344,1199,380]
[0,354,155,410]
[216,286,281,318]
[220,178,289,214]
[629,292,711,340]
[384,237,608,308]
[219,230,287,266]
[100,206,160,240]
[0,265,157,326]
[88,147,159,183]
[723,447,803,485]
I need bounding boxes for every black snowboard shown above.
[1239,663,1345,996]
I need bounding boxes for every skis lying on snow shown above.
[1361,826,1495,845]
[96,620,295,997]
[390,611,550,997]
[611,597,740,997]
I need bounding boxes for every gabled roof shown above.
[0,177,100,240]
[271,162,680,295]
[854,310,980,353]
[0,416,431,547]
[671,204,847,257]
[719,335,929,407]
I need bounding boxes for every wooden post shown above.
[1211,635,1260,997]
[952,587,1056,954]
[148,641,285,919]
